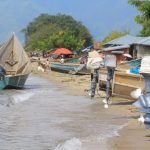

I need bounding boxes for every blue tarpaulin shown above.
[130,67,140,74]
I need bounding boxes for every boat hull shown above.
[99,59,143,100]
[0,74,29,90]
[0,76,9,89]
[112,71,144,99]
[51,63,90,75]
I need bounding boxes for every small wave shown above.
[97,124,127,141]
[12,92,34,104]
[55,137,82,150]
[81,124,127,144]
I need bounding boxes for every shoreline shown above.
[32,63,150,149]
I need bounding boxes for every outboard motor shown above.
[133,56,150,128]
[103,54,117,108]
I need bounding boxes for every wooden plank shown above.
[112,71,145,99]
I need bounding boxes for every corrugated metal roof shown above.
[103,45,130,51]
[82,45,93,52]
[134,37,150,46]
[105,35,144,46]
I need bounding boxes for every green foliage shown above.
[102,30,130,44]
[22,14,93,52]
[128,0,150,36]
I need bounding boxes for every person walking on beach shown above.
[87,50,104,98]
[103,54,117,108]
[70,50,104,98]
[37,58,45,72]
[45,58,50,72]
[37,57,41,66]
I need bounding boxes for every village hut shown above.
[104,34,150,59]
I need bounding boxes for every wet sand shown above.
[32,61,150,150]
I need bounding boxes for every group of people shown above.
[37,50,118,108]
[37,58,50,72]
[70,49,117,108]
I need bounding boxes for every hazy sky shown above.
[0,0,141,43]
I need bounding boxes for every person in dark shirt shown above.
[0,65,6,79]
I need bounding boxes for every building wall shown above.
[103,48,129,64]
[136,45,150,58]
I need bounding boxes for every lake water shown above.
[0,75,129,150]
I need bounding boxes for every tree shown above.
[102,30,130,44]
[128,0,150,36]
[22,14,93,52]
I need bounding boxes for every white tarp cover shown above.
[86,50,103,70]
[0,33,31,75]
[140,56,150,74]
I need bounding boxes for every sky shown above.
[0,0,141,44]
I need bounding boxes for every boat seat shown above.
[6,71,16,75]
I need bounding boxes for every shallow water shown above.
[0,75,129,150]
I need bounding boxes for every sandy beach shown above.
[32,61,150,150]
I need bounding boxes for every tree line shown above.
[22,14,93,52]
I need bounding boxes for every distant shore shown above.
[31,61,150,150]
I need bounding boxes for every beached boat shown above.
[99,59,144,99]
[0,33,31,89]
[49,56,80,63]
[50,55,90,75]
[50,62,89,75]
[0,74,29,90]
[112,59,143,99]
[112,70,144,99]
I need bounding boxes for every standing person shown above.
[0,64,6,79]
[60,55,65,64]
[87,50,104,98]
[37,57,41,66]
[45,58,50,72]
[103,54,117,108]
[37,57,44,72]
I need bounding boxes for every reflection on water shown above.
[0,75,128,150]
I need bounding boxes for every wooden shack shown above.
[133,37,150,58]
[102,45,130,64]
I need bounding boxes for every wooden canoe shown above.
[50,63,90,75]
[0,74,29,90]
[99,59,144,99]
[112,71,144,99]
